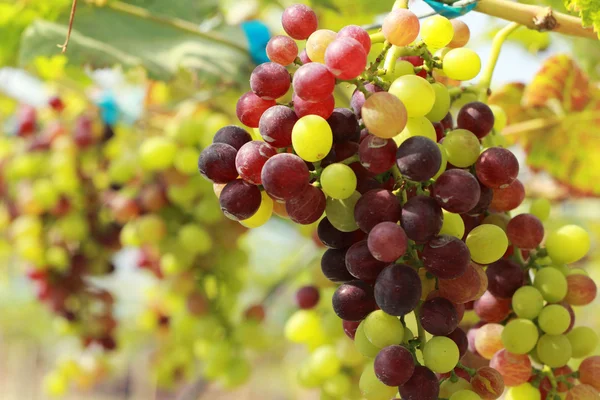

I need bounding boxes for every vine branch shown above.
[58,0,78,53]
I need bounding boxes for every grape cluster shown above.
[199,3,598,400]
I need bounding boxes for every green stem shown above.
[340,154,360,165]
[457,362,477,377]
[383,45,403,76]
[392,0,409,10]
[369,32,386,44]
[414,304,427,351]
[478,22,521,102]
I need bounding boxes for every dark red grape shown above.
[367,222,408,263]
[419,297,459,335]
[293,93,335,119]
[473,291,512,323]
[461,213,482,241]
[335,141,360,161]
[486,259,524,298]
[198,143,238,183]
[446,328,469,359]
[374,264,421,316]
[343,319,361,339]
[292,63,336,102]
[296,286,320,309]
[432,169,481,214]
[468,182,493,215]
[258,105,298,148]
[399,365,440,400]
[261,153,310,200]
[359,135,397,174]
[457,102,495,138]
[285,185,326,224]
[327,108,360,143]
[317,217,365,249]
[17,105,37,136]
[345,240,387,282]
[332,280,377,321]
[506,213,544,249]
[475,147,519,189]
[219,180,262,221]
[49,96,65,112]
[250,62,291,100]
[266,35,298,66]
[400,196,443,243]
[396,136,442,182]
[213,125,252,150]
[236,91,276,128]
[422,235,470,279]
[321,248,354,283]
[441,112,453,131]
[433,122,444,142]
[354,189,402,233]
[375,345,415,386]
[282,4,318,40]
[491,179,525,212]
[235,141,277,185]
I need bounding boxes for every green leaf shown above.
[564,0,600,36]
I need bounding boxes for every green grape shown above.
[120,222,141,246]
[33,179,60,209]
[359,362,399,400]
[355,320,381,358]
[363,310,404,348]
[57,213,89,242]
[443,129,481,167]
[433,143,448,180]
[321,163,358,200]
[46,246,70,271]
[536,334,572,368]
[298,363,323,388]
[465,224,508,265]
[421,15,455,49]
[440,210,465,239]
[241,191,273,228]
[139,136,178,171]
[449,390,481,400]
[443,48,481,81]
[337,339,364,366]
[505,383,541,400]
[394,116,437,146]
[512,286,544,319]
[325,191,361,232]
[309,345,341,379]
[43,371,68,397]
[222,357,251,388]
[538,304,571,335]
[567,326,599,358]
[501,319,539,354]
[426,82,451,122]
[440,378,472,398]
[203,342,234,379]
[137,214,167,244]
[306,29,337,63]
[423,336,460,373]
[292,115,334,162]
[174,146,200,175]
[550,264,570,276]
[402,326,414,344]
[323,373,352,398]
[178,224,213,255]
[389,75,436,117]
[11,215,43,238]
[385,60,415,80]
[568,268,588,275]
[285,310,321,343]
[529,198,551,221]
[108,157,137,184]
[545,225,590,264]
[194,197,223,224]
[488,105,507,132]
[533,267,568,303]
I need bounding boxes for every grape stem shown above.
[369,32,386,44]
[58,0,78,53]
[456,362,477,376]
[414,303,427,351]
[340,154,360,165]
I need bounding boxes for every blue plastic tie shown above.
[97,92,119,126]
[422,0,477,19]
[241,20,271,65]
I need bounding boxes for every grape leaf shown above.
[564,0,600,37]
[489,54,600,196]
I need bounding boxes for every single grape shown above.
[292,114,333,162]
[342,319,361,339]
[389,75,436,117]
[266,35,298,66]
[529,198,551,221]
[469,183,493,215]
[422,235,470,279]
[293,93,335,119]
[448,19,470,48]
[362,92,408,139]
[325,37,367,80]
[420,297,459,335]
[534,266,568,303]
[321,248,354,283]
[401,195,443,243]
[398,365,440,400]
[501,318,539,354]
[332,280,377,321]
[259,105,298,148]
[506,213,544,249]
[432,169,481,214]
[236,91,276,128]
[470,367,505,400]
[440,210,465,239]
[355,321,381,358]
[350,83,384,118]
[489,349,531,387]
[321,163,357,200]
[285,184,326,224]
[426,82,451,122]
[457,102,495,139]
[486,259,524,298]
[536,334,572,368]
[318,217,364,249]
[475,147,519,189]
[374,345,415,386]
[565,274,597,306]
[395,116,437,146]
[293,63,336,102]
[443,129,481,167]
[440,378,472,399]
[490,179,525,212]
[235,141,277,185]
[546,225,590,264]
[474,291,512,323]
[474,323,504,360]
[261,153,310,200]
[374,264,421,316]
[566,385,600,400]
[250,62,291,100]
[296,286,320,309]
[359,135,397,174]
[443,48,481,81]
[364,310,404,348]
[382,9,420,46]
[345,240,387,282]
[511,286,544,320]
[466,224,508,265]
[421,15,454,48]
[337,25,371,53]
[213,125,252,150]
[354,189,401,233]
[538,304,571,335]
[306,29,337,63]
[298,49,311,64]
[367,222,407,262]
[396,136,442,182]
[198,142,239,184]
[219,179,262,221]
[423,336,459,374]
[579,356,600,391]
[282,4,318,40]
[326,191,361,232]
[327,108,360,143]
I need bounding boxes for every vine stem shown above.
[501,116,562,136]
[369,32,386,44]
[479,22,521,102]
[414,304,427,351]
[58,0,78,53]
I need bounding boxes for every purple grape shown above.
[461,214,481,241]
[327,108,360,143]
[432,169,481,214]
[367,222,408,263]
[235,141,277,185]
[399,365,440,400]
[261,153,310,200]
[421,235,470,279]
[292,63,336,102]
[468,182,493,215]
[345,240,387,282]
[317,218,365,249]
[350,83,384,118]
[250,62,291,100]
[281,4,318,40]
[441,112,453,131]
[374,345,415,386]
[486,259,524,298]
[259,105,298,148]
[419,297,459,336]
[354,189,402,233]
[457,101,495,138]
[321,248,354,283]
[476,147,519,189]
[400,196,443,243]
[335,141,359,161]
[198,143,238,183]
[236,91,276,128]
[396,136,442,182]
[213,125,252,150]
[332,280,377,321]
[219,180,262,221]
[445,328,468,359]
[374,264,421,316]
[359,135,397,174]
[285,185,326,224]
[296,286,320,309]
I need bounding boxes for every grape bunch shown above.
[198,3,598,400]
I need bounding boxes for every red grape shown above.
[213,125,252,150]
[486,259,524,298]
[359,135,397,174]
[367,222,408,263]
[374,264,421,316]
[259,105,298,148]
[235,141,277,185]
[471,366,505,399]
[438,262,485,304]
[296,286,320,309]
[327,108,360,143]
[219,179,262,221]
[350,83,384,118]
[432,169,481,214]
[506,213,544,249]
[491,179,525,212]
[419,297,458,335]
[285,184,326,224]
[399,365,440,400]
[338,25,371,53]
[325,37,367,80]
[266,35,298,66]
[396,136,442,182]
[345,240,387,282]
[446,328,469,359]
[198,143,239,183]
[565,274,597,306]
[457,102,495,138]
[343,319,361,339]
[292,63,336,102]
[321,248,354,283]
[332,280,377,321]
[236,91,276,128]
[354,189,402,233]
[474,291,512,323]
[282,4,318,40]
[375,345,415,386]
[489,349,532,387]
[422,235,470,279]
[293,93,335,119]
[318,218,365,249]
[261,153,310,200]
[401,196,443,243]
[475,147,519,189]
[474,323,504,359]
[250,62,291,100]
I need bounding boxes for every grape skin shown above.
[213,125,252,150]
[219,180,262,221]
[317,217,364,249]
[321,248,354,283]
[354,189,402,233]
[266,35,298,66]
[432,169,481,214]
[475,147,519,189]
[327,108,360,143]
[396,136,442,181]
[261,153,310,200]
[235,141,277,185]
[250,62,291,100]
[474,290,511,323]
[332,280,377,321]
[374,345,415,386]
[401,195,443,243]
[399,365,440,400]
[382,9,420,46]
[293,93,335,119]
[419,297,459,336]
[293,63,336,102]
[198,143,239,183]
[359,135,397,174]
[367,222,407,263]
[285,185,326,225]
[374,264,421,316]
[259,105,298,148]
[489,349,531,387]
[422,235,470,279]
[457,102,495,139]
[281,4,318,40]
[236,91,276,128]
[486,259,524,298]
[325,37,367,80]
[345,240,387,282]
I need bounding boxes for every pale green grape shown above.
[11,215,43,239]
[489,105,507,132]
[466,224,508,265]
[33,179,60,209]
[545,225,590,264]
[285,310,321,343]
[449,390,481,400]
[440,210,465,239]
[433,143,448,180]
[529,198,551,221]
[402,326,414,344]
[550,264,570,276]
[120,222,141,246]
[306,29,337,63]
[323,373,352,398]
[292,115,334,162]
[139,136,178,171]
[426,82,451,122]
[321,163,358,200]
[241,192,273,228]
[533,267,568,303]
[567,326,599,358]
[174,146,200,175]
[298,364,323,388]
[57,213,89,242]
[108,157,137,184]
[336,339,364,367]
[421,15,454,49]
[443,129,481,167]
[511,286,544,319]
[538,304,571,335]
[203,342,234,379]
[569,268,588,276]
[440,378,472,398]
[537,334,572,368]
[359,362,398,400]
[363,310,404,348]
[501,319,539,354]
[443,48,481,81]
[222,357,251,388]
[389,75,436,117]
[354,320,381,358]
[423,336,459,373]
[506,383,541,400]
[325,191,361,232]
[394,116,437,146]
[178,223,213,255]
[160,253,185,276]
[309,346,341,379]
[137,214,167,244]
[386,60,415,80]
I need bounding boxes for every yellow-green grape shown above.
[550,264,570,276]
[567,327,599,358]
[222,358,251,388]
[362,92,408,138]
[501,319,539,354]
[363,310,404,348]
[33,179,60,209]
[545,225,590,264]
[292,115,333,162]
[449,390,482,400]
[433,143,448,180]
[538,305,571,335]
[421,15,455,49]
[44,371,68,397]
[120,222,141,246]
[359,362,399,400]
[57,213,89,242]
[536,334,572,368]
[241,192,273,228]
[426,82,451,122]
[529,198,551,221]
[505,383,541,400]
[309,346,341,379]
[137,214,167,244]
[204,342,234,379]
[443,48,481,81]
[389,75,436,117]
[355,320,381,358]
[489,105,507,132]
[466,224,508,265]
[423,336,460,373]
[337,339,364,366]
[394,117,437,146]
[285,310,321,343]
[443,129,481,167]
[386,60,415,80]
[321,163,357,200]
[11,215,43,238]
[174,146,200,175]
[569,268,588,276]
[160,253,185,276]
[325,191,361,232]
[440,210,465,239]
[46,246,69,270]
[178,224,213,255]
[306,29,337,63]
[482,213,510,231]
[324,374,352,398]
[139,136,178,171]
[297,363,323,388]
[440,378,472,398]
[511,286,544,320]
[533,267,568,303]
